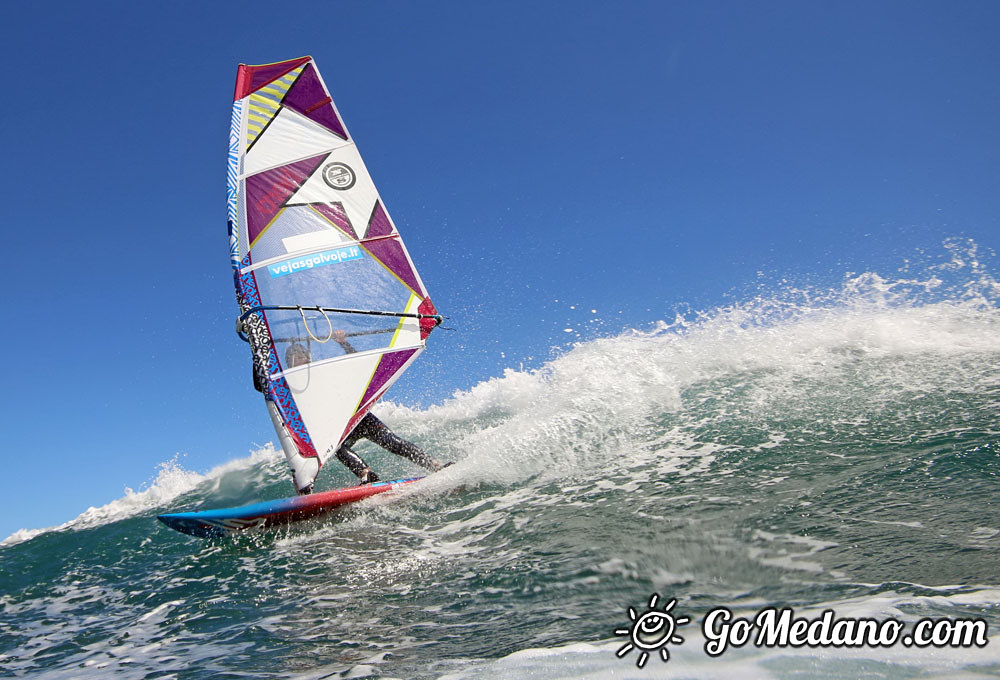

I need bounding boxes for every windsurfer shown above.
[278,334,445,492]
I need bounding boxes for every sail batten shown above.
[228,56,438,492]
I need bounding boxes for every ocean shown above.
[3,241,999,678]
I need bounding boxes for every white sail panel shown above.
[244,106,351,177]
[282,352,384,459]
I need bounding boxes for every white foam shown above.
[0,444,281,547]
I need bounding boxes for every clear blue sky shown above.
[1,1,997,539]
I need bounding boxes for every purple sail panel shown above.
[312,203,357,240]
[283,63,348,140]
[365,236,423,295]
[365,201,395,238]
[359,348,419,408]
[245,155,328,245]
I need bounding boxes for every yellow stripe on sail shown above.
[245,66,304,148]
[389,294,419,348]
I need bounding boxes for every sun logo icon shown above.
[614,593,689,668]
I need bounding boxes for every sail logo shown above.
[322,162,356,190]
[268,246,362,277]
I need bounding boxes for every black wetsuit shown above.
[334,413,438,483]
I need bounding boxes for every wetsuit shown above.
[334,413,439,483]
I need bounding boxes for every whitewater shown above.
[2,241,999,678]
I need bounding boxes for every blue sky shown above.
[1,1,997,539]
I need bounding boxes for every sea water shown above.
[2,241,999,678]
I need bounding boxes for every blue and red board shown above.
[157,477,422,538]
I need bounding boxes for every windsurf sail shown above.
[227,56,441,493]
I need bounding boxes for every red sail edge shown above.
[234,56,312,101]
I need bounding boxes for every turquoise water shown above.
[3,246,999,678]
